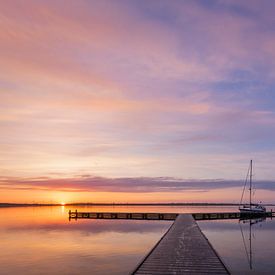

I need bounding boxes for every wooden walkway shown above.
[68,210,273,273]
[69,210,273,221]
[69,211,178,220]
[132,214,229,274]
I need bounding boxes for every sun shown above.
[60,202,66,206]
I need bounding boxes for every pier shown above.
[68,210,274,221]
[69,210,273,274]
[133,214,229,274]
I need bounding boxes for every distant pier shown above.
[69,210,274,221]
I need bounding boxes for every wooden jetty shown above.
[68,210,274,274]
[133,214,229,274]
[68,210,274,221]
[69,210,178,220]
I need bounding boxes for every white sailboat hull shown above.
[239,205,266,214]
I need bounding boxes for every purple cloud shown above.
[1,176,275,193]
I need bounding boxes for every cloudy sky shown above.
[1,0,275,203]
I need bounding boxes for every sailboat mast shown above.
[249,159,252,209]
[249,220,252,270]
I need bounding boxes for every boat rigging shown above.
[239,160,266,214]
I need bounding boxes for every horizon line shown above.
[1,202,275,207]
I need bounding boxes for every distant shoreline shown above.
[1,202,275,208]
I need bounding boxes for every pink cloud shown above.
[1,175,275,193]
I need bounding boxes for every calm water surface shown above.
[199,217,275,274]
[0,205,274,274]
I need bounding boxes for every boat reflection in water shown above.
[239,217,266,271]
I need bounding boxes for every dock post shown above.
[68,210,71,221]
[75,209,78,220]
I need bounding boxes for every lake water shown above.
[0,205,274,274]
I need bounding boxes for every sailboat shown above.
[239,160,266,214]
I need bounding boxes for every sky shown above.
[1,0,275,203]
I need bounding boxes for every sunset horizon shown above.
[1,174,275,204]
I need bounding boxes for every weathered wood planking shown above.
[132,214,229,274]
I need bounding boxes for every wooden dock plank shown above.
[132,214,229,274]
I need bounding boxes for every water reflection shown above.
[239,217,266,271]
[199,217,275,274]
[0,206,172,275]
[0,206,274,274]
